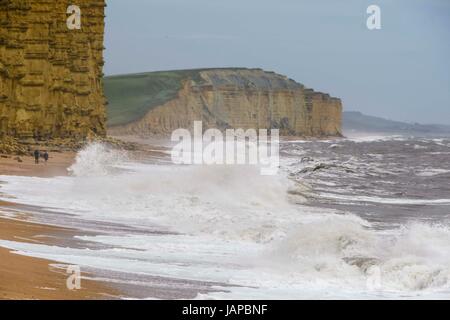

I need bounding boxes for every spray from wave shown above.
[68,142,128,177]
[1,141,450,297]
[264,219,450,292]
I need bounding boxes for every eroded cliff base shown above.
[0,135,137,158]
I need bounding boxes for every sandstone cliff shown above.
[0,0,106,140]
[106,69,342,137]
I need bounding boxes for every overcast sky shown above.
[104,0,450,124]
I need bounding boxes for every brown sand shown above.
[0,152,75,177]
[0,217,119,300]
[0,152,120,300]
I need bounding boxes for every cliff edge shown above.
[106,68,343,137]
[0,0,106,140]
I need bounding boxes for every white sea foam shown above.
[68,142,128,177]
[416,169,450,177]
[1,142,450,299]
[343,133,406,143]
[318,192,450,205]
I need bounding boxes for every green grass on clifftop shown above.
[105,70,192,126]
[104,68,243,127]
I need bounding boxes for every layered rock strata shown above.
[109,69,343,137]
[0,0,106,139]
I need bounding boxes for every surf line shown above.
[171,121,280,175]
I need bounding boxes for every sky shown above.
[104,0,450,125]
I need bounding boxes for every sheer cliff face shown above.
[110,69,343,137]
[0,0,106,139]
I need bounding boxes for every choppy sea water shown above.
[283,134,450,228]
[0,134,450,299]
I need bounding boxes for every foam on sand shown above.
[1,142,450,299]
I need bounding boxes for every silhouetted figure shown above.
[43,151,49,164]
[34,149,40,164]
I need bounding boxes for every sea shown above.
[0,132,449,299]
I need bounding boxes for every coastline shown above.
[0,217,118,300]
[0,151,119,300]
[0,152,76,178]
[0,142,231,300]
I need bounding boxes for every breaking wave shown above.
[269,219,450,292]
[1,141,450,298]
[68,142,128,177]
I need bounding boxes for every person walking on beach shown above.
[34,149,40,164]
[43,151,49,164]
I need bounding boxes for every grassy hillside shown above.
[105,70,196,126]
[104,68,246,127]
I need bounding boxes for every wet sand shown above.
[0,144,224,300]
[0,152,119,300]
[0,216,118,300]
[0,152,75,177]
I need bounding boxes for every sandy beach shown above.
[0,152,118,300]
[0,216,118,300]
[0,152,76,177]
